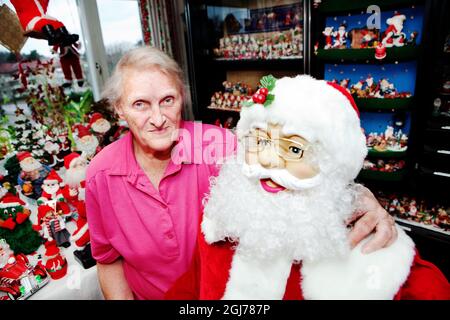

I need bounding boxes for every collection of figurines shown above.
[376,193,450,232]
[213,26,303,61]
[363,159,406,173]
[0,106,128,300]
[366,125,409,152]
[321,13,419,51]
[214,116,237,130]
[329,76,412,99]
[208,81,253,111]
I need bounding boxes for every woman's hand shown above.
[347,185,397,254]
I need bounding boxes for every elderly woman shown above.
[86,46,397,300]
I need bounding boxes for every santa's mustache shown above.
[242,163,323,191]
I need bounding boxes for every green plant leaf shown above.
[242,100,254,108]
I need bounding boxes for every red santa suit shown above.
[38,169,65,204]
[52,43,83,86]
[166,220,450,300]
[10,0,64,35]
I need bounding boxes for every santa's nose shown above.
[258,146,284,169]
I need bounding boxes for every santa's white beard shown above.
[20,159,42,172]
[203,158,356,262]
[92,121,111,134]
[65,167,86,188]
[43,184,59,195]
[77,137,99,156]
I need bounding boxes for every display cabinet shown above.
[184,0,309,129]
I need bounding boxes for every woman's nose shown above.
[150,107,166,127]
[258,145,284,169]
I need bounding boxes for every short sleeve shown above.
[207,128,238,178]
[85,176,120,264]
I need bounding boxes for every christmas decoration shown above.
[208,81,252,111]
[0,3,27,53]
[16,151,51,200]
[88,112,112,147]
[0,240,49,300]
[37,204,70,248]
[332,24,347,48]
[213,27,303,60]
[74,125,100,160]
[0,194,42,255]
[375,42,387,60]
[166,75,450,299]
[43,242,67,280]
[322,26,334,49]
[349,28,379,49]
[366,125,408,152]
[362,159,406,172]
[382,13,407,48]
[51,42,84,88]
[10,0,79,46]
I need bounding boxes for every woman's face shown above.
[117,67,183,154]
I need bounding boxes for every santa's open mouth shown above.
[260,178,286,193]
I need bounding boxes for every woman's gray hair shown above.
[101,46,188,110]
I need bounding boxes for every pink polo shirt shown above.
[85,120,236,299]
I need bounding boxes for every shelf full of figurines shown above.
[366,125,408,154]
[318,12,420,60]
[331,75,412,100]
[213,26,303,61]
[376,192,450,235]
[208,81,253,112]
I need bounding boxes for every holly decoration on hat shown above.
[243,75,277,108]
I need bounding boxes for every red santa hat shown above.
[64,152,81,170]
[38,205,54,224]
[0,193,26,209]
[77,126,91,139]
[44,170,63,184]
[236,75,366,180]
[16,151,33,163]
[89,112,104,127]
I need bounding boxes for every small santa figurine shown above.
[10,0,78,46]
[62,152,87,206]
[322,26,334,49]
[17,151,51,199]
[332,24,347,48]
[382,13,407,48]
[75,126,101,160]
[166,75,450,300]
[43,242,68,280]
[37,204,71,248]
[88,113,112,146]
[38,169,65,204]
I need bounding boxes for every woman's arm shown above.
[97,259,134,300]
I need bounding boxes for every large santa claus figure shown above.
[10,0,79,46]
[166,75,450,300]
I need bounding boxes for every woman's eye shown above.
[133,101,146,109]
[289,146,302,154]
[161,97,174,106]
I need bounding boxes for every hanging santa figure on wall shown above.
[166,75,450,300]
[382,13,407,48]
[51,41,84,88]
[10,0,79,46]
